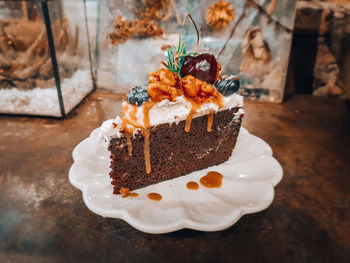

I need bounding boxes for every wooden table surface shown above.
[0,93,349,263]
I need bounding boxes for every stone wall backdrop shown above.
[289,0,350,99]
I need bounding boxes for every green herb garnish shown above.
[162,33,198,78]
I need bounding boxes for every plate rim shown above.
[68,127,283,234]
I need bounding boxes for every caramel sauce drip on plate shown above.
[186,181,199,190]
[147,192,162,201]
[129,192,139,197]
[200,171,223,188]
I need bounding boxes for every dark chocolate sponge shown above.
[108,107,243,194]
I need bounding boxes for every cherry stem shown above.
[217,11,246,59]
[182,13,199,52]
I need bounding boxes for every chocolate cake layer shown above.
[108,107,243,194]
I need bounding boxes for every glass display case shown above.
[0,0,94,118]
[95,0,297,102]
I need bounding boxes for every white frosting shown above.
[233,108,245,121]
[99,117,121,143]
[98,93,244,142]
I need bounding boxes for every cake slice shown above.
[99,37,244,195]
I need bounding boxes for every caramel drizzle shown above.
[121,101,156,175]
[143,128,151,174]
[184,93,223,133]
[123,118,143,129]
[143,101,157,128]
[185,99,200,133]
[205,93,223,133]
[207,111,214,132]
[121,104,141,157]
[142,101,156,174]
[129,105,139,123]
[122,103,129,116]
[125,133,133,156]
[119,88,224,174]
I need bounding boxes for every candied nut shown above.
[147,69,182,102]
[200,82,215,96]
[181,75,218,101]
[148,82,179,102]
[149,71,160,83]
[181,75,200,97]
[159,69,177,86]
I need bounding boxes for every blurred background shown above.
[87,0,350,100]
[0,0,349,118]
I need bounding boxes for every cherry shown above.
[180,53,218,84]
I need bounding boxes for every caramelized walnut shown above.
[147,69,182,102]
[181,75,218,102]
[149,70,160,83]
[180,75,200,97]
[148,82,179,101]
[159,69,177,86]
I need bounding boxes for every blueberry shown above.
[214,75,240,96]
[127,85,150,106]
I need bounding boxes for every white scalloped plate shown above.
[69,127,283,234]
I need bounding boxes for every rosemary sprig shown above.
[162,33,198,77]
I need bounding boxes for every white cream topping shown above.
[98,93,243,142]
[233,108,245,121]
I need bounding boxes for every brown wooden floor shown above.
[0,93,349,263]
